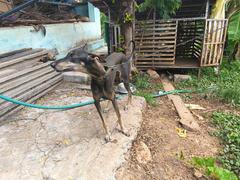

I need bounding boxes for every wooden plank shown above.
[136,45,174,49]
[0,49,43,62]
[0,57,47,72]
[136,62,174,65]
[0,76,62,117]
[136,57,175,61]
[0,48,32,59]
[160,76,200,131]
[136,27,177,32]
[136,41,176,45]
[0,49,52,69]
[136,53,175,57]
[0,82,61,123]
[0,62,50,84]
[0,67,54,93]
[0,72,61,105]
[135,32,176,37]
[136,49,174,53]
[0,69,16,77]
[135,36,176,40]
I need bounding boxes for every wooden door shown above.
[201,19,228,67]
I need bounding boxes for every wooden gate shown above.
[134,20,178,70]
[201,19,228,67]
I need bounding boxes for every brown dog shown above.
[50,41,135,142]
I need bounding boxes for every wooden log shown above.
[160,76,200,131]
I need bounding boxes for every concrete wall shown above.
[0,7,101,59]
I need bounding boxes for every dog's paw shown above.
[124,105,128,111]
[117,129,130,137]
[122,131,130,137]
[104,135,112,143]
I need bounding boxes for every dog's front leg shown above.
[111,97,130,137]
[94,100,111,142]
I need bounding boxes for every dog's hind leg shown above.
[123,82,132,110]
[94,100,111,142]
[111,97,130,137]
[103,100,111,113]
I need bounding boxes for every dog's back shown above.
[105,52,128,66]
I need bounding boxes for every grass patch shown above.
[132,73,162,105]
[212,112,240,177]
[191,156,238,180]
[176,60,240,106]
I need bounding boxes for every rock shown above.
[135,141,152,164]
[147,69,159,79]
[193,169,203,178]
[63,71,90,84]
[174,74,191,83]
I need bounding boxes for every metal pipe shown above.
[38,0,73,6]
[0,0,38,20]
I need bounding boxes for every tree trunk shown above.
[120,0,134,56]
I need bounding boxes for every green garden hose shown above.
[0,89,193,110]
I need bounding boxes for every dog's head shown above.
[50,48,106,77]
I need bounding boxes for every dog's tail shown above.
[127,40,135,61]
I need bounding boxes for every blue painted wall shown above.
[0,6,101,59]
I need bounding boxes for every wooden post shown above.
[205,0,210,18]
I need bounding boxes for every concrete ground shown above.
[0,83,145,180]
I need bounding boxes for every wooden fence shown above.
[135,20,178,69]
[134,18,228,70]
[201,19,228,66]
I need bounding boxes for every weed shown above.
[212,112,240,177]
[176,60,240,106]
[132,73,162,106]
[191,157,238,180]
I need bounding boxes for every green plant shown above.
[138,0,181,19]
[124,12,134,23]
[227,12,240,60]
[135,91,157,106]
[100,12,108,37]
[132,73,162,106]
[212,112,240,177]
[192,157,238,180]
[176,60,240,106]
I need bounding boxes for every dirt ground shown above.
[116,91,227,180]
